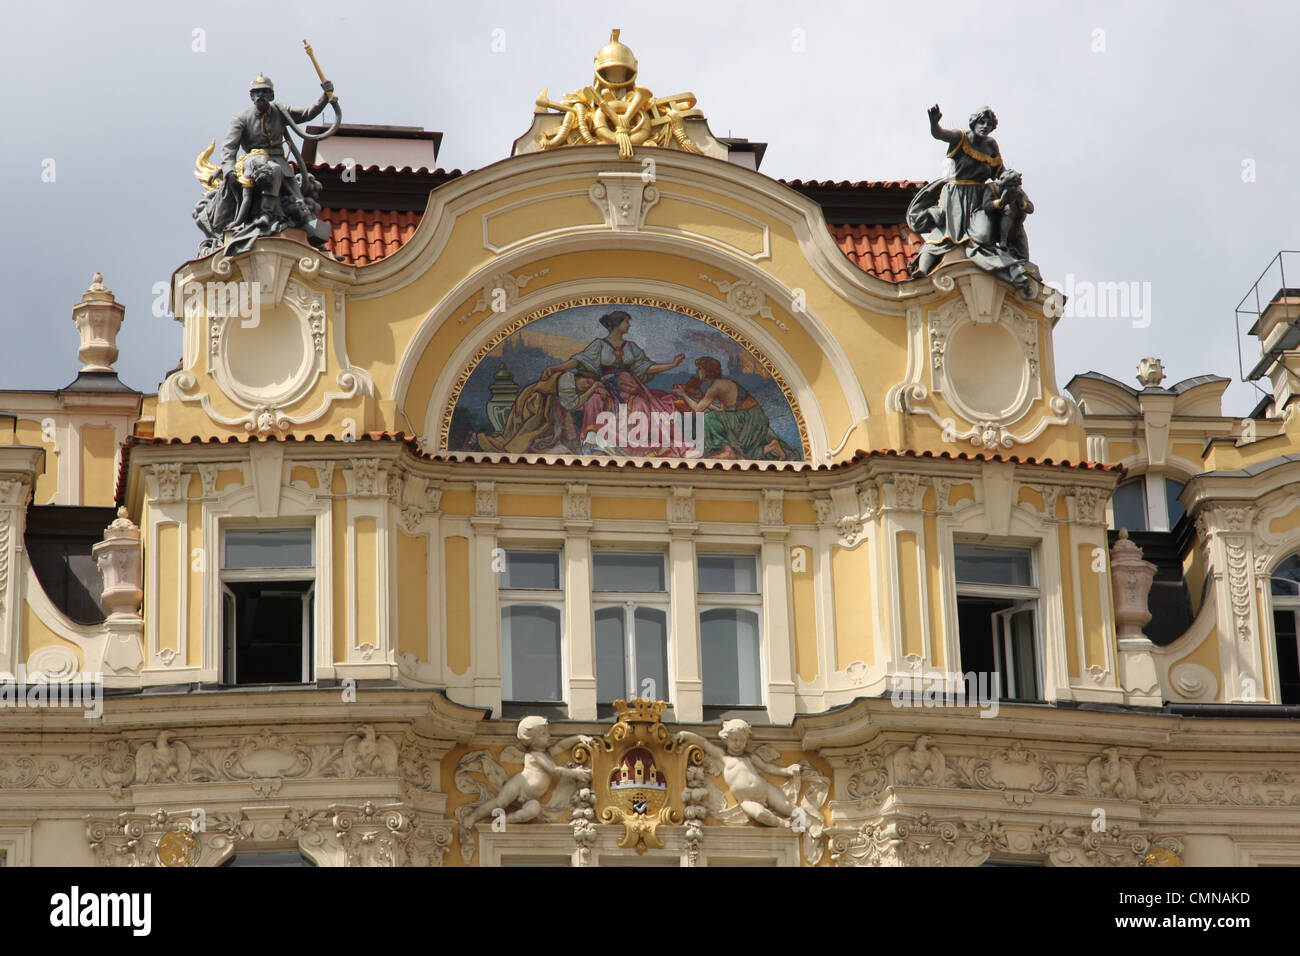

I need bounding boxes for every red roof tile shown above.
[116,435,1120,503]
[829,223,923,282]
[780,179,926,191]
[319,208,423,265]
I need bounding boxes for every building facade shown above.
[1,35,1298,867]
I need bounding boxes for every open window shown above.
[954,544,1041,701]
[1269,554,1300,705]
[220,528,314,685]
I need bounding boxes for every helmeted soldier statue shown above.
[193,57,342,257]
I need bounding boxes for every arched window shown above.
[1111,479,1147,532]
[1269,554,1300,705]
[1165,479,1187,526]
[1109,475,1190,533]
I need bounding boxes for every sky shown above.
[1,0,1296,418]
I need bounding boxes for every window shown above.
[698,554,762,708]
[223,850,314,867]
[1270,555,1300,706]
[221,528,314,685]
[1165,479,1187,526]
[499,550,564,703]
[1111,479,1147,531]
[594,552,669,703]
[954,544,1041,701]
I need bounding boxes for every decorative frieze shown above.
[829,812,1183,868]
[86,802,454,868]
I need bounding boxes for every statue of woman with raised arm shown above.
[906,105,1040,295]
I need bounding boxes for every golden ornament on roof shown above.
[534,29,703,160]
[594,29,638,87]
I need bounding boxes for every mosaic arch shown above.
[442,297,809,461]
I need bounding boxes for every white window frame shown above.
[1267,556,1300,705]
[592,551,671,703]
[953,543,1042,702]
[219,525,316,686]
[1108,476,1149,532]
[498,547,566,704]
[696,552,764,708]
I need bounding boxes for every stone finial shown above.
[92,506,142,620]
[1110,528,1157,639]
[1136,357,1166,389]
[73,272,126,373]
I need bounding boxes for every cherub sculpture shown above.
[674,719,830,863]
[988,168,1034,262]
[454,716,593,860]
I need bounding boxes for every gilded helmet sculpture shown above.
[593,30,637,88]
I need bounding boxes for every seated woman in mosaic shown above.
[540,310,693,457]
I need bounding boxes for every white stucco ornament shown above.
[1136,357,1166,389]
[73,272,126,372]
[1110,528,1156,639]
[675,719,830,863]
[453,716,594,862]
[93,507,142,620]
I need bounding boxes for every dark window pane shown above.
[1271,555,1300,596]
[1112,480,1146,532]
[701,608,761,706]
[957,595,1009,693]
[1164,479,1187,525]
[1274,609,1300,706]
[502,605,562,701]
[224,528,312,569]
[954,546,1033,587]
[634,607,669,700]
[227,580,311,684]
[224,851,314,867]
[503,551,561,590]
[1006,609,1039,700]
[698,555,759,594]
[595,607,627,702]
[594,553,665,592]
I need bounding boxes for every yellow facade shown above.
[1,47,1299,870]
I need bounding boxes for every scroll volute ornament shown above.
[589,699,692,854]
[1110,528,1156,639]
[93,507,143,620]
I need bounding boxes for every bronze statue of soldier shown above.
[193,44,343,257]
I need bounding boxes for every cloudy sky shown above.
[1,0,1295,417]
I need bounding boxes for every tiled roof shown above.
[312,169,927,279]
[117,435,1121,504]
[828,223,922,283]
[318,209,423,266]
[780,179,925,191]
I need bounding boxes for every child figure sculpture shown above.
[674,719,803,827]
[461,716,593,827]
